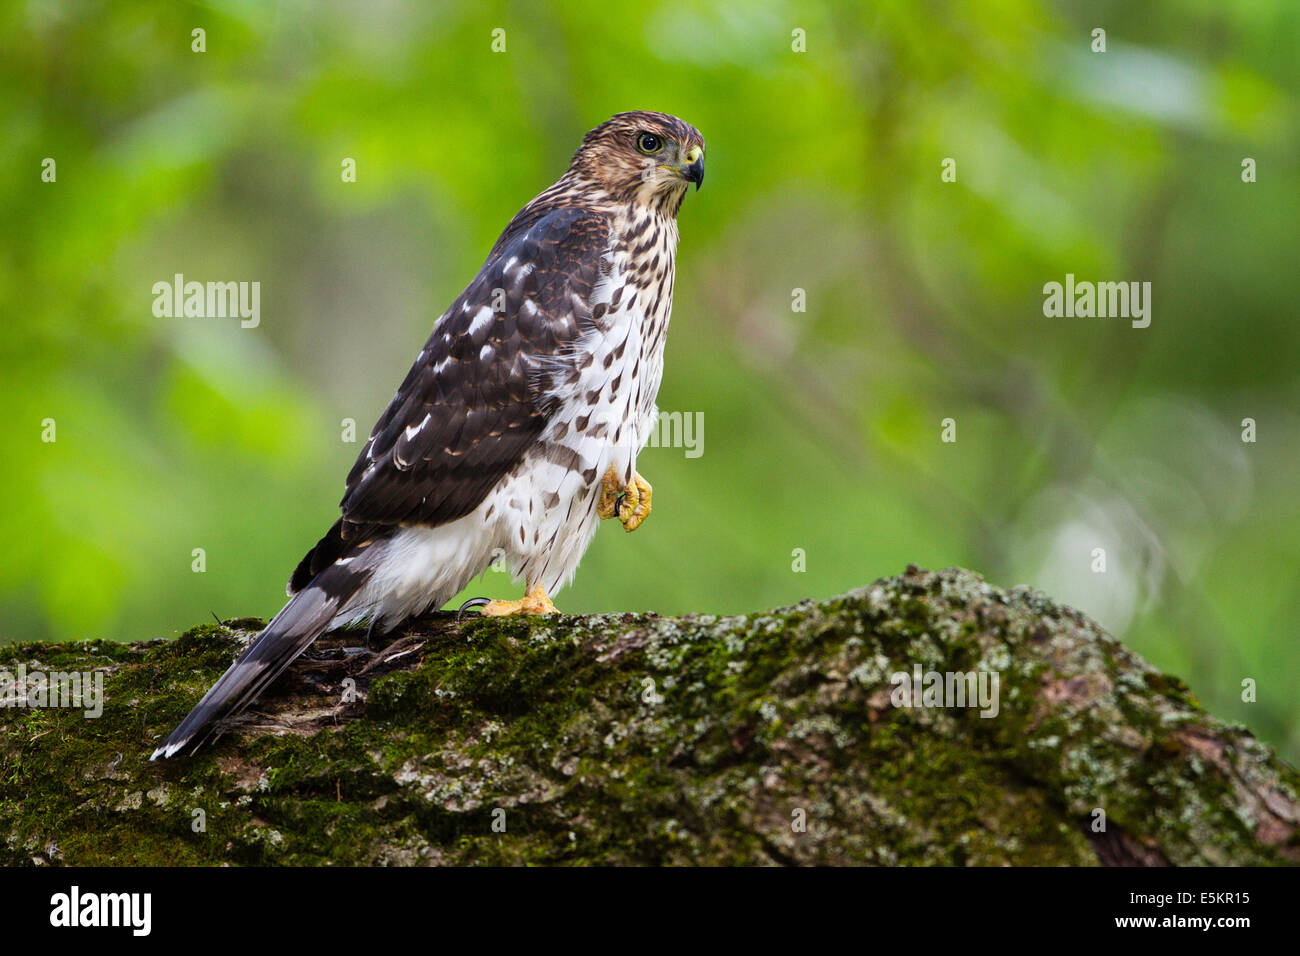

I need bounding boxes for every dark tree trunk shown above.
[2,566,1295,865]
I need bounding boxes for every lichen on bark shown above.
[2,566,1296,866]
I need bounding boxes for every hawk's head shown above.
[568,111,705,212]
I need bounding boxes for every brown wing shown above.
[289,206,611,593]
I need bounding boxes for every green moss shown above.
[1,568,1296,865]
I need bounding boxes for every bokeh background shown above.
[3,0,1297,761]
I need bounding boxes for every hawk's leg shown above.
[597,465,653,532]
[461,583,558,620]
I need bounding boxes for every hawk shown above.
[152,111,705,758]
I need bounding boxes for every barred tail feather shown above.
[151,556,374,760]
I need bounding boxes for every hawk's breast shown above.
[490,205,679,591]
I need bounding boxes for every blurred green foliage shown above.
[2,0,1297,760]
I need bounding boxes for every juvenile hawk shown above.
[153,111,705,758]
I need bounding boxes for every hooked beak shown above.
[679,145,705,190]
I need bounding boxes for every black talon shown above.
[457,597,492,625]
[614,492,627,518]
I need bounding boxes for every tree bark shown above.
[2,566,1296,865]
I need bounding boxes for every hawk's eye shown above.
[636,132,664,155]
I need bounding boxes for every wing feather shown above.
[289,206,611,594]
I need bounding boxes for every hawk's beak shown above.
[679,146,705,190]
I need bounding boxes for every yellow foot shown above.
[597,466,652,532]
[596,465,623,519]
[479,583,558,617]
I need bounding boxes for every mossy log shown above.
[2,566,1296,866]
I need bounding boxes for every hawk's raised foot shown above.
[597,465,652,532]
[457,583,558,624]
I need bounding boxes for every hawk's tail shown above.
[150,552,377,760]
